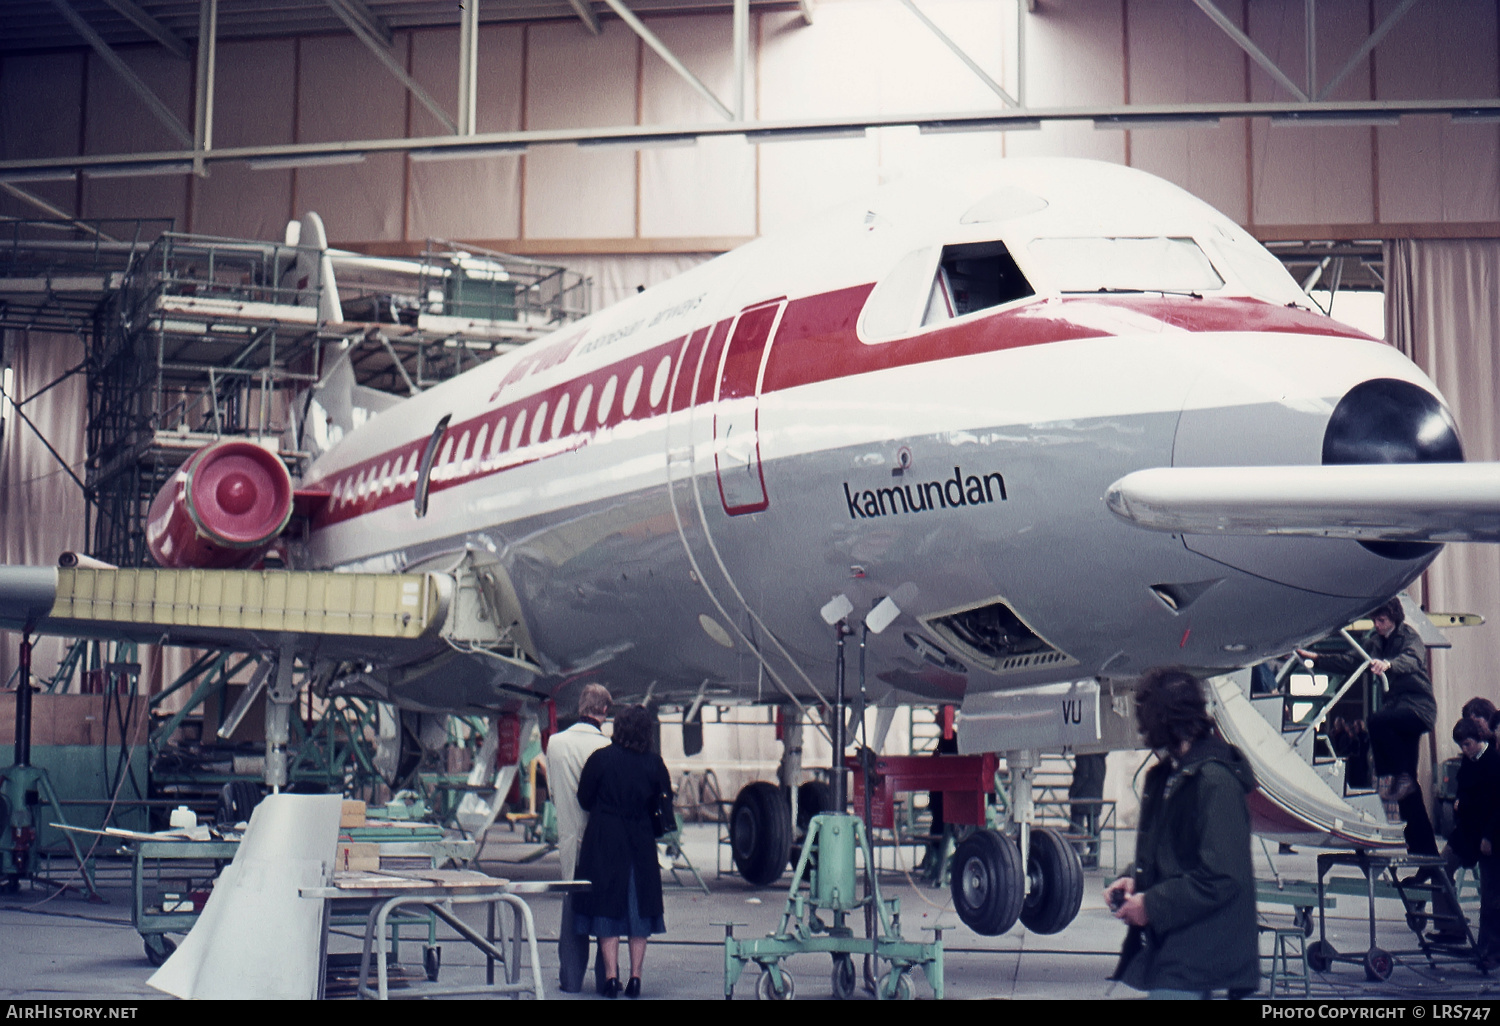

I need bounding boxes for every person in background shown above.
[1430,717,1500,968]
[1302,598,1438,857]
[1106,666,1259,999]
[574,704,672,999]
[1463,697,1499,743]
[545,682,612,994]
[1069,752,1108,870]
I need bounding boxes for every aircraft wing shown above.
[1106,462,1500,543]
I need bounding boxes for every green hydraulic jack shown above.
[1,635,100,899]
[723,601,943,1000]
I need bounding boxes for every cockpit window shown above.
[860,240,1035,342]
[933,241,1035,318]
[1028,237,1223,294]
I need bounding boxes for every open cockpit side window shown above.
[860,240,1035,342]
[930,241,1035,322]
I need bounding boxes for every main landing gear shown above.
[730,762,1086,939]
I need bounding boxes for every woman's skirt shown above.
[575,869,665,938]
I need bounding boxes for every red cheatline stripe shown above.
[310,289,1371,528]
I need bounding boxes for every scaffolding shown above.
[0,222,589,567]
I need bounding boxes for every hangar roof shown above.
[0,0,799,56]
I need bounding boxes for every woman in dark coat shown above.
[1106,666,1259,998]
[573,704,671,998]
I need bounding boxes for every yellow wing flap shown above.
[52,567,448,640]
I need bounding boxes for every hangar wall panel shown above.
[1003,0,1125,164]
[1125,0,1249,224]
[547,253,715,313]
[190,39,296,241]
[523,21,638,240]
[294,35,407,242]
[1247,0,1374,227]
[0,52,84,220]
[1375,3,1500,225]
[82,47,189,228]
[407,25,524,242]
[638,16,756,240]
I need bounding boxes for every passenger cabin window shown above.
[1028,237,1223,294]
[861,240,1035,342]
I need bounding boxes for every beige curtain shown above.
[1386,239,1500,757]
[0,329,89,689]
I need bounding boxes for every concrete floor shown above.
[2,822,1499,1001]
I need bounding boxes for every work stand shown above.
[1309,850,1481,981]
[722,812,944,1000]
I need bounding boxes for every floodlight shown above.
[865,596,902,636]
[820,594,854,626]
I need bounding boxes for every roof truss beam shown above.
[598,0,735,121]
[97,0,191,60]
[566,0,602,36]
[898,0,1017,108]
[47,0,195,147]
[323,0,457,134]
[1192,0,1424,105]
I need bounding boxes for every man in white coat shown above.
[546,683,612,992]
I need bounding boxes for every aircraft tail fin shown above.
[285,211,343,324]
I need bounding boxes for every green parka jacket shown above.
[1111,735,1260,994]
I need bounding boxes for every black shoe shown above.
[1428,930,1467,944]
[625,977,641,998]
[603,977,620,999]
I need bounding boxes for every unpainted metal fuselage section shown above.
[297,157,1445,753]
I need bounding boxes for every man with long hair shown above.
[1106,667,1259,999]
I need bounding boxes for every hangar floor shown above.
[2,823,1498,1001]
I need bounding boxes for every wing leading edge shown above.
[1106,462,1500,543]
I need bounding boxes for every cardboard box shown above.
[335,841,380,873]
[340,800,366,828]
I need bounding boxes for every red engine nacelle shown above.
[145,441,294,569]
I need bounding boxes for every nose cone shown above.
[1322,377,1463,466]
[1322,377,1463,561]
[1172,336,1453,599]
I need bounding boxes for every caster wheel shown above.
[1307,939,1336,973]
[1364,947,1394,982]
[878,969,914,1000]
[1294,907,1314,937]
[423,945,441,982]
[831,955,856,999]
[756,967,795,1000]
[143,935,176,967]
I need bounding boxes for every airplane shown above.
[4,157,1499,939]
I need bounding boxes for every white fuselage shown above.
[295,159,1447,715]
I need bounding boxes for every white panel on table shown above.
[408,24,524,242]
[295,35,407,243]
[524,20,636,240]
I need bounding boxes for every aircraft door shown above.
[713,299,786,516]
